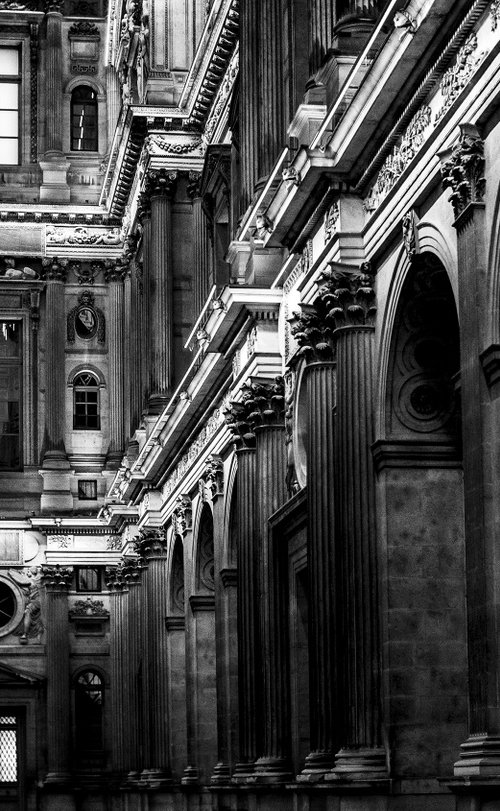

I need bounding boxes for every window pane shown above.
[0,111,18,137]
[0,729,17,782]
[0,49,19,77]
[0,84,19,110]
[0,138,18,165]
[0,323,20,358]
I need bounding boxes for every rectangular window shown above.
[78,480,97,500]
[0,322,21,470]
[74,389,100,430]
[76,567,102,593]
[0,47,20,166]
[0,716,17,783]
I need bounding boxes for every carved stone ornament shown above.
[69,597,109,618]
[441,124,485,219]
[144,168,178,199]
[145,135,203,157]
[187,171,201,199]
[435,35,484,124]
[393,10,417,34]
[105,557,144,590]
[41,565,73,591]
[255,212,273,240]
[41,257,68,282]
[290,263,376,361]
[103,257,129,283]
[69,260,103,285]
[68,21,99,37]
[199,454,224,502]
[46,225,122,247]
[402,210,419,260]
[13,568,44,643]
[324,202,340,244]
[492,0,500,30]
[224,377,285,447]
[171,496,192,538]
[135,527,168,559]
[282,164,300,189]
[67,290,105,344]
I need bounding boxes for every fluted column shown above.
[240,0,260,207]
[441,126,500,775]
[136,529,172,786]
[188,172,211,322]
[224,404,259,780]
[105,565,127,777]
[309,0,335,74]
[41,257,68,467]
[105,259,127,467]
[146,169,177,413]
[42,0,63,154]
[318,264,385,778]
[42,566,73,787]
[106,66,121,142]
[249,379,291,782]
[257,0,285,183]
[291,297,340,777]
[124,560,143,780]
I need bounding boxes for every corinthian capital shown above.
[441,123,485,219]
[41,565,73,591]
[145,168,178,199]
[134,527,168,559]
[42,257,68,282]
[224,377,285,446]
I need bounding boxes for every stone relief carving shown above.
[68,21,99,37]
[441,124,485,219]
[144,135,204,157]
[282,164,300,189]
[203,49,239,145]
[10,568,44,644]
[69,597,109,618]
[492,0,500,30]
[46,534,74,549]
[224,377,285,448]
[46,225,122,246]
[435,34,484,123]
[171,496,192,537]
[67,290,106,344]
[402,210,419,259]
[324,203,340,243]
[199,455,224,502]
[69,260,103,285]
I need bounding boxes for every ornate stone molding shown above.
[69,598,109,618]
[171,495,193,537]
[46,225,122,247]
[199,455,224,502]
[144,135,203,157]
[492,0,500,30]
[435,34,484,124]
[69,260,103,286]
[402,209,419,259]
[67,290,106,344]
[68,21,99,37]
[187,171,202,199]
[324,203,340,243]
[144,168,178,199]
[103,258,129,283]
[282,164,300,190]
[41,257,68,282]
[41,565,73,591]
[441,124,485,219]
[224,377,285,445]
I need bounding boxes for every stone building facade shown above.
[0,0,498,808]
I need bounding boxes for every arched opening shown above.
[170,534,185,615]
[379,251,467,780]
[196,503,215,593]
[73,669,104,769]
[167,534,187,778]
[70,86,98,152]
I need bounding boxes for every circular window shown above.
[0,580,22,637]
[75,306,98,340]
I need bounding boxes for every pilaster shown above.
[105,564,128,777]
[39,1,69,202]
[104,259,128,468]
[41,565,73,794]
[441,125,500,776]
[188,171,211,321]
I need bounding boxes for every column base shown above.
[139,768,172,788]
[181,765,199,785]
[252,756,293,783]
[231,760,256,783]
[454,735,500,777]
[147,394,170,415]
[105,450,124,470]
[44,771,72,785]
[327,747,388,781]
[296,749,336,782]
[210,762,232,784]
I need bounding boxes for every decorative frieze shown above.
[46,225,122,247]
[69,598,109,618]
[144,135,204,157]
[441,124,485,219]
[144,168,178,198]
[435,34,484,123]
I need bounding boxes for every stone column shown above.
[136,529,172,786]
[123,558,143,781]
[250,379,292,783]
[291,299,339,778]
[39,0,69,201]
[41,565,74,804]
[188,172,211,321]
[257,0,285,184]
[137,192,151,415]
[309,0,335,75]
[104,564,127,777]
[318,264,386,780]
[240,0,260,207]
[224,404,259,780]
[145,169,177,413]
[104,259,127,468]
[106,66,121,142]
[40,258,72,512]
[441,126,500,775]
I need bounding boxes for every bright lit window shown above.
[0,47,20,166]
[0,716,17,783]
[73,372,100,430]
[71,86,98,152]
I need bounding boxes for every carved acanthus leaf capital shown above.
[145,168,178,199]
[104,565,126,592]
[41,565,73,591]
[199,454,224,501]
[441,123,485,219]
[135,527,168,558]
[172,495,192,537]
[104,258,128,283]
[42,257,68,282]
[187,171,202,199]
[225,377,285,444]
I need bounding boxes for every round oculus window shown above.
[0,582,17,631]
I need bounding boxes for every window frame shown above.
[0,320,22,471]
[0,44,21,167]
[72,371,101,431]
[70,84,98,153]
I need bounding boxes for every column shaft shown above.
[126,579,142,778]
[240,0,260,206]
[107,279,125,465]
[43,11,63,153]
[191,195,211,320]
[233,448,259,779]
[44,581,71,782]
[141,216,151,411]
[301,362,337,775]
[149,192,173,411]
[43,278,67,461]
[310,0,335,73]
[108,587,126,774]
[254,425,291,781]
[332,326,385,777]
[257,0,285,182]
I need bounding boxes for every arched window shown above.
[74,670,104,757]
[71,86,98,152]
[73,372,100,430]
